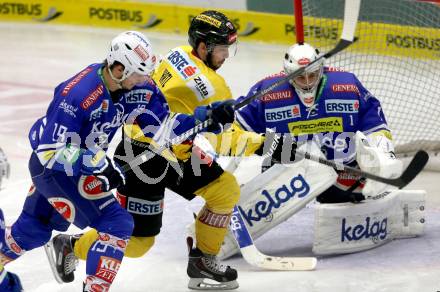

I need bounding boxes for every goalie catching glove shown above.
[355,131,402,198]
[81,148,126,192]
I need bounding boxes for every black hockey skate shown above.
[186,237,238,290]
[44,234,80,283]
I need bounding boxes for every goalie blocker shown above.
[218,142,426,259]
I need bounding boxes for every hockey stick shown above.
[120,120,210,173]
[235,0,360,109]
[225,149,428,271]
[117,0,361,172]
[233,39,356,110]
[120,38,358,174]
[119,0,360,174]
[222,159,318,271]
[297,149,429,189]
[230,205,317,271]
[262,130,429,189]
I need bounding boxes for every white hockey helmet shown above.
[283,43,323,107]
[106,31,157,82]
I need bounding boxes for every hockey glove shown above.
[194,99,235,133]
[81,148,126,193]
[255,130,298,172]
[355,131,402,199]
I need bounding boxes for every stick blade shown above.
[241,245,317,271]
[397,150,429,189]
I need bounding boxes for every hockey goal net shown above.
[296,0,440,157]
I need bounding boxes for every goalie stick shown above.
[225,152,428,271]
[222,157,318,271]
[263,130,429,190]
[298,149,429,189]
[230,205,317,271]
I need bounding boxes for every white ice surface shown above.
[0,23,439,292]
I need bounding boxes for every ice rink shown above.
[0,23,439,292]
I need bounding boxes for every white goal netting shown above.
[300,0,440,155]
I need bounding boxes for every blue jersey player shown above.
[236,42,398,203]
[0,31,234,291]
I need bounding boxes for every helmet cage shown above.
[283,43,323,107]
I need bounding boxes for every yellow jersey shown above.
[125,45,263,160]
[153,45,233,113]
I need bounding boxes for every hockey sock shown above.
[86,232,128,287]
[196,206,231,254]
[194,172,239,254]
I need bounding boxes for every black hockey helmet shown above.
[188,10,237,50]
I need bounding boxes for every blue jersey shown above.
[28,63,197,175]
[236,68,390,163]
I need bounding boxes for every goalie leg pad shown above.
[312,189,426,255]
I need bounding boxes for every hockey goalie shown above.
[219,135,425,258]
[195,42,426,260]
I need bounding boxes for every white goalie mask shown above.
[283,43,323,107]
[106,31,157,83]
